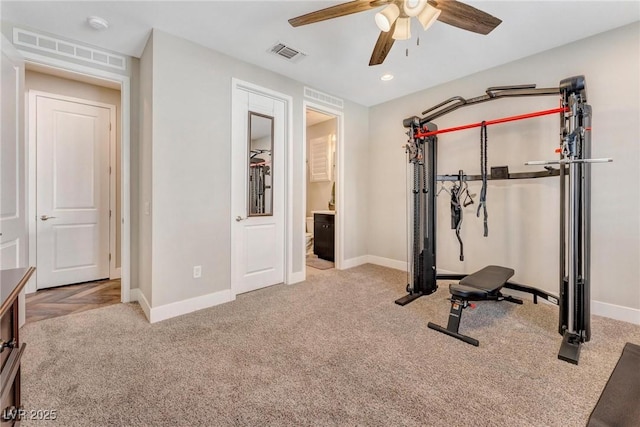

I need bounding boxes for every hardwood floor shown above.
[26,279,121,323]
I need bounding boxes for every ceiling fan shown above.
[288,0,502,66]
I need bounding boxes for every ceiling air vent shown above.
[268,42,307,63]
[304,87,344,110]
[13,28,126,71]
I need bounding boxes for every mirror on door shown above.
[248,111,274,216]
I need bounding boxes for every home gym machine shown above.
[395,76,611,364]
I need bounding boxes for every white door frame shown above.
[231,78,293,297]
[108,108,120,280]
[302,101,345,277]
[29,90,117,287]
[20,50,131,302]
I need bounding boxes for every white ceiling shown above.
[3,1,639,106]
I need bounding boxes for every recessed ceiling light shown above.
[381,73,394,81]
[87,16,109,31]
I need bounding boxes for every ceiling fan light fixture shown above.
[417,4,441,31]
[403,0,428,17]
[375,3,400,32]
[392,17,411,40]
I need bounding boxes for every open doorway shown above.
[304,106,338,277]
[24,65,122,322]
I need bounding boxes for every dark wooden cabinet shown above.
[314,214,335,262]
[1,267,34,426]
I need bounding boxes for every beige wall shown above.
[129,57,140,299]
[25,69,123,269]
[306,118,336,217]
[137,33,154,304]
[142,29,370,308]
[368,23,640,310]
[14,19,637,320]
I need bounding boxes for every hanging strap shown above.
[450,170,473,261]
[476,121,489,237]
[450,182,464,261]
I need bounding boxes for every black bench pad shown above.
[450,265,515,299]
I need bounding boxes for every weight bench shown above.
[427,265,520,346]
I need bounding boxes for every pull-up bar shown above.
[415,106,568,139]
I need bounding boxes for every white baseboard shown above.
[364,262,640,325]
[110,267,122,280]
[366,255,408,272]
[287,271,305,285]
[131,288,151,322]
[148,289,235,323]
[132,268,639,327]
[592,300,640,325]
[436,268,459,275]
[341,255,369,270]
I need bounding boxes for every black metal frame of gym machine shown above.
[395,76,593,364]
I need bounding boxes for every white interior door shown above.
[35,94,111,289]
[232,88,285,295]
[0,35,26,270]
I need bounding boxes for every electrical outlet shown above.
[193,265,202,279]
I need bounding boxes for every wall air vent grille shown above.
[268,42,307,63]
[304,87,344,110]
[13,28,127,71]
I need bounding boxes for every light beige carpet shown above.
[20,264,640,426]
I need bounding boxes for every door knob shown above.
[40,215,57,221]
[235,216,246,222]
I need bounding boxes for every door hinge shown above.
[110,122,112,131]
[109,253,112,261]
[109,166,112,175]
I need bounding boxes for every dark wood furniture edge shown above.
[0,267,35,317]
[0,343,25,402]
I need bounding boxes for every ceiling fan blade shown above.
[369,21,396,66]
[429,0,502,35]
[289,0,390,27]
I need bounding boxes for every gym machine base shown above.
[396,76,608,364]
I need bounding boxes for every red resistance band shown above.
[414,106,569,138]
